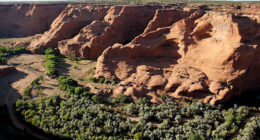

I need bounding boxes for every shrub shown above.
[223,109,235,126]
[134,132,143,140]
[58,76,78,91]
[44,48,58,78]
[82,91,94,97]
[88,77,97,83]
[117,94,130,104]
[98,77,105,83]
[138,97,150,105]
[189,133,203,140]
[161,93,170,101]
[111,80,116,85]
[74,87,84,95]
[16,99,27,111]
[44,48,55,55]
[104,79,109,84]
[92,95,102,103]
[0,57,7,64]
[0,47,29,65]
[175,115,182,124]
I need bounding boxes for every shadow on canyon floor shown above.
[224,89,260,107]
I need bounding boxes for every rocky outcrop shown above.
[2,3,260,104]
[0,65,16,76]
[58,6,157,59]
[28,4,109,53]
[0,4,66,37]
[96,11,260,104]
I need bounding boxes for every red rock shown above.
[29,4,109,53]
[96,11,260,104]
[0,4,66,37]
[58,6,156,59]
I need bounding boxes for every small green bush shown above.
[92,95,102,103]
[88,77,97,83]
[0,47,29,65]
[138,97,150,105]
[117,94,131,104]
[44,48,55,55]
[98,78,105,83]
[74,87,84,95]
[134,132,143,140]
[111,80,116,85]
[0,57,7,64]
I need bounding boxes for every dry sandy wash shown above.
[1,3,260,104]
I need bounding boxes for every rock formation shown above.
[96,11,260,104]
[2,3,260,104]
[29,4,110,53]
[58,6,157,59]
[0,4,66,37]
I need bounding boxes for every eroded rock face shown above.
[58,5,157,59]
[3,3,260,104]
[96,11,260,104]
[28,4,110,53]
[0,4,66,37]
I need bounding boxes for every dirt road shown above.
[0,67,49,139]
[0,54,52,139]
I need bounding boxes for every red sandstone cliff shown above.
[2,3,260,104]
[0,4,66,37]
[58,5,157,59]
[96,11,260,104]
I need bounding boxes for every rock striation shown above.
[29,4,110,53]
[58,5,157,59]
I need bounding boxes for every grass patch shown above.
[0,47,29,65]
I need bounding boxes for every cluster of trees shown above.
[0,47,28,64]
[89,77,117,85]
[16,95,136,139]
[44,48,58,78]
[57,75,95,98]
[236,116,260,139]
[16,83,260,140]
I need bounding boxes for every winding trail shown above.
[0,54,55,139]
[0,67,49,139]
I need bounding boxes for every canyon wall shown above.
[0,4,66,37]
[1,3,260,104]
[96,11,260,104]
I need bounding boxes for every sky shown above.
[0,0,259,1]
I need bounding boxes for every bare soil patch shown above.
[0,35,40,48]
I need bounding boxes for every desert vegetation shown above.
[0,47,29,64]
[89,77,117,85]
[15,87,260,139]
[15,48,260,139]
[0,37,258,140]
[1,1,260,140]
[44,48,58,78]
